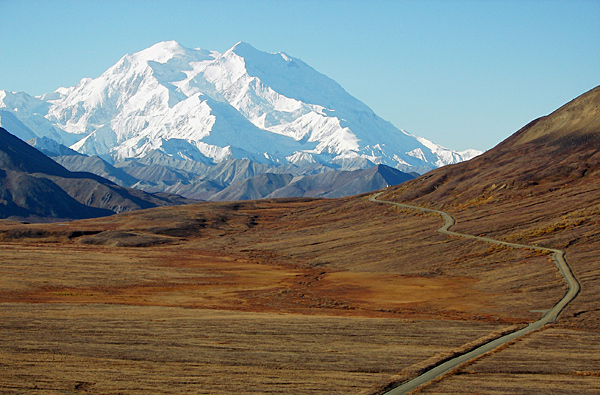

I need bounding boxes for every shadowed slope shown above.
[54,155,139,187]
[0,127,72,177]
[0,127,194,220]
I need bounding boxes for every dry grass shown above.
[374,123,600,393]
[0,304,505,394]
[0,169,598,393]
[0,241,510,320]
[0,206,527,394]
[416,327,600,394]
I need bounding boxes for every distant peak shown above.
[132,40,186,63]
[149,40,184,51]
[129,41,216,65]
[150,40,181,48]
[228,42,298,68]
[229,41,261,57]
[231,41,255,50]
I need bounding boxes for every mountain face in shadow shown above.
[0,128,193,221]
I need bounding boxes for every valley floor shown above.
[0,191,598,393]
[0,303,507,394]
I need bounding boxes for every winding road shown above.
[368,192,581,395]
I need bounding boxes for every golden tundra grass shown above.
[0,189,598,393]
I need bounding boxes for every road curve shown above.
[369,192,581,395]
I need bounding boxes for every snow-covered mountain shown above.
[0,41,480,173]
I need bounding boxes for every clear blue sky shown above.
[0,0,598,151]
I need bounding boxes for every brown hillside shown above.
[378,86,600,393]
[509,85,600,147]
[387,85,600,209]
[1,86,599,393]
[381,85,600,327]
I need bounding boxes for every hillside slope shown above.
[0,86,597,393]
[0,127,192,220]
[376,86,600,392]
[389,85,600,208]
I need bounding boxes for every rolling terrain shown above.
[0,86,599,393]
[377,85,600,392]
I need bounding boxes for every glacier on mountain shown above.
[0,41,481,173]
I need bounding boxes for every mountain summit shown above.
[0,41,479,173]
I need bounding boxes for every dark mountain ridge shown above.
[0,127,193,221]
[52,148,416,201]
[0,129,72,177]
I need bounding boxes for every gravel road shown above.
[369,192,581,394]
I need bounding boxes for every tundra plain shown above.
[0,190,598,393]
[1,86,600,393]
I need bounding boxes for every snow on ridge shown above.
[416,135,482,166]
[456,148,482,160]
[287,151,317,164]
[0,41,480,174]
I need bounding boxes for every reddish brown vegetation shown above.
[1,86,599,393]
